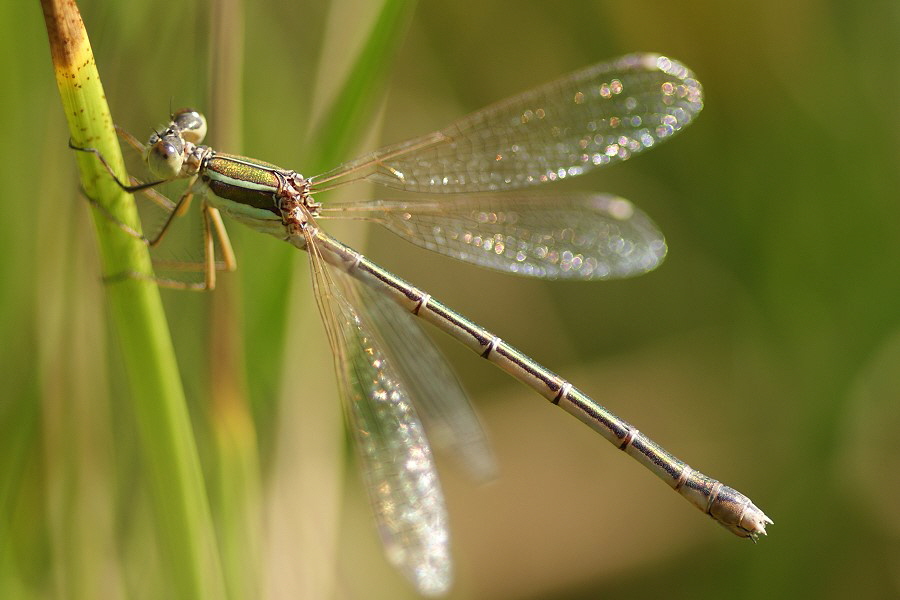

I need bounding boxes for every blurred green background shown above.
[4,0,900,598]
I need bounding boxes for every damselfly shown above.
[76,54,771,596]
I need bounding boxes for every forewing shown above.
[304,230,451,596]
[353,281,497,482]
[312,54,702,194]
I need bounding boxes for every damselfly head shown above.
[145,133,185,180]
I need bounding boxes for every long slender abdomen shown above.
[310,229,771,539]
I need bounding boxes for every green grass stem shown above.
[40,1,225,598]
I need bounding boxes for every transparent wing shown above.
[312,53,702,194]
[304,229,451,596]
[322,193,665,279]
[353,281,497,482]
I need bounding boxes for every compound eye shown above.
[146,135,185,179]
[172,108,207,144]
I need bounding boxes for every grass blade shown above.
[40,1,225,597]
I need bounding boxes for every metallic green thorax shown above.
[202,152,285,216]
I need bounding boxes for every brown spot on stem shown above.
[41,0,88,71]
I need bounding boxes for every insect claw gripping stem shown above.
[69,138,166,192]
